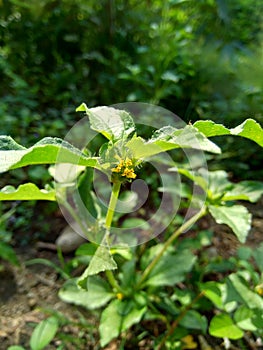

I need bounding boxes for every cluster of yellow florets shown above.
[111,157,137,179]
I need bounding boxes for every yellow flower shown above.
[116,292,124,300]
[111,157,137,180]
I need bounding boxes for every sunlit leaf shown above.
[208,205,251,243]
[0,183,56,201]
[194,119,263,148]
[0,136,97,173]
[209,314,243,339]
[77,104,135,141]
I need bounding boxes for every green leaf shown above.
[0,135,26,150]
[231,119,263,147]
[77,104,135,141]
[209,314,243,340]
[179,310,207,333]
[229,273,263,309]
[208,205,252,243]
[59,276,114,310]
[193,120,230,137]
[99,299,122,346]
[0,137,97,173]
[7,347,26,350]
[194,119,263,148]
[151,125,221,153]
[145,249,196,287]
[0,183,56,201]
[99,299,146,347]
[253,243,263,272]
[127,125,221,159]
[77,244,117,289]
[234,306,258,331]
[0,241,19,265]
[200,281,224,309]
[121,301,146,333]
[222,181,263,202]
[29,317,59,350]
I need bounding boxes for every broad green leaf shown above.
[99,299,146,347]
[145,249,196,287]
[30,317,59,350]
[209,314,243,340]
[59,276,114,309]
[7,347,26,350]
[194,119,263,148]
[208,205,251,243]
[193,120,230,137]
[121,302,146,333]
[127,125,221,159]
[151,125,221,153]
[179,310,207,333]
[77,104,135,141]
[99,299,122,347]
[0,137,97,173]
[234,306,258,331]
[231,119,263,147]
[222,181,263,202]
[0,183,56,201]
[229,273,263,309]
[77,244,117,289]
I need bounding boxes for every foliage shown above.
[2,105,263,348]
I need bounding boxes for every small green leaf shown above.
[234,306,257,331]
[59,276,114,309]
[179,310,207,333]
[229,273,263,309]
[30,317,59,350]
[200,281,224,309]
[209,314,243,340]
[0,137,97,173]
[0,183,56,201]
[7,346,26,350]
[208,205,252,243]
[0,241,19,265]
[78,105,135,141]
[145,249,196,287]
[77,244,117,289]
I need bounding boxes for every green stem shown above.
[105,181,121,230]
[137,206,207,289]
[104,181,123,293]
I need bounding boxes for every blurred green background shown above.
[0,0,262,180]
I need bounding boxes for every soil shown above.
[0,199,263,350]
